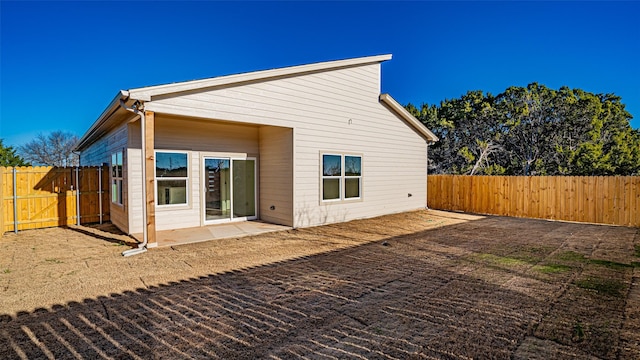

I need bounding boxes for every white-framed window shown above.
[155,151,189,206]
[321,153,362,202]
[111,151,123,205]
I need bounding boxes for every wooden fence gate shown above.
[0,166,110,234]
[427,175,640,227]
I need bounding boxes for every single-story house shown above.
[76,54,438,249]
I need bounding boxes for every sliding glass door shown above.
[203,156,256,223]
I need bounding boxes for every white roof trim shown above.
[379,93,439,142]
[75,90,130,151]
[128,54,393,101]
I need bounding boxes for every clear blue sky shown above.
[1,1,639,147]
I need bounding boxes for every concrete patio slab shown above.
[134,221,292,247]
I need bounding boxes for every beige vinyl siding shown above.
[79,124,129,232]
[127,116,260,233]
[145,63,428,228]
[258,126,293,226]
[79,124,127,166]
[79,140,107,166]
[145,64,381,127]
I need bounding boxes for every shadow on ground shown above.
[1,215,638,359]
[67,224,139,247]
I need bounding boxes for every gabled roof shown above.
[379,94,439,142]
[76,54,438,151]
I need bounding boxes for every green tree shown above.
[411,91,506,175]
[0,139,30,166]
[409,83,640,176]
[564,93,639,175]
[496,83,561,175]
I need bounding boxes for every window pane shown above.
[156,152,188,178]
[233,160,256,217]
[204,158,230,220]
[345,156,361,176]
[117,179,123,204]
[116,152,123,177]
[322,155,341,176]
[112,181,118,202]
[323,178,340,200]
[112,153,117,177]
[157,180,187,205]
[345,178,360,198]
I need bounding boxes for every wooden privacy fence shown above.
[0,166,110,234]
[427,175,640,227]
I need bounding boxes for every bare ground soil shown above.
[1,210,639,359]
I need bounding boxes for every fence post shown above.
[75,167,80,226]
[98,166,103,224]
[0,167,4,236]
[13,167,18,233]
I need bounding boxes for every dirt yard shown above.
[1,210,639,359]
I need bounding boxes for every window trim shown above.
[111,150,123,206]
[320,152,363,204]
[155,150,190,208]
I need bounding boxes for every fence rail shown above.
[427,175,640,227]
[0,166,110,234]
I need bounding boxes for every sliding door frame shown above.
[201,153,257,225]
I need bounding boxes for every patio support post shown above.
[144,110,156,246]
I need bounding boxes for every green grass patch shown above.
[631,262,640,268]
[572,321,585,342]
[634,244,640,257]
[588,259,633,270]
[555,251,636,269]
[509,253,543,264]
[2,268,11,274]
[533,264,572,274]
[555,251,587,262]
[45,258,63,264]
[574,277,626,297]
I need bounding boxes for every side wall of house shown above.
[258,126,293,226]
[79,124,129,232]
[127,115,260,233]
[145,63,428,228]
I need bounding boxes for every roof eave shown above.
[75,90,130,151]
[379,93,439,142]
